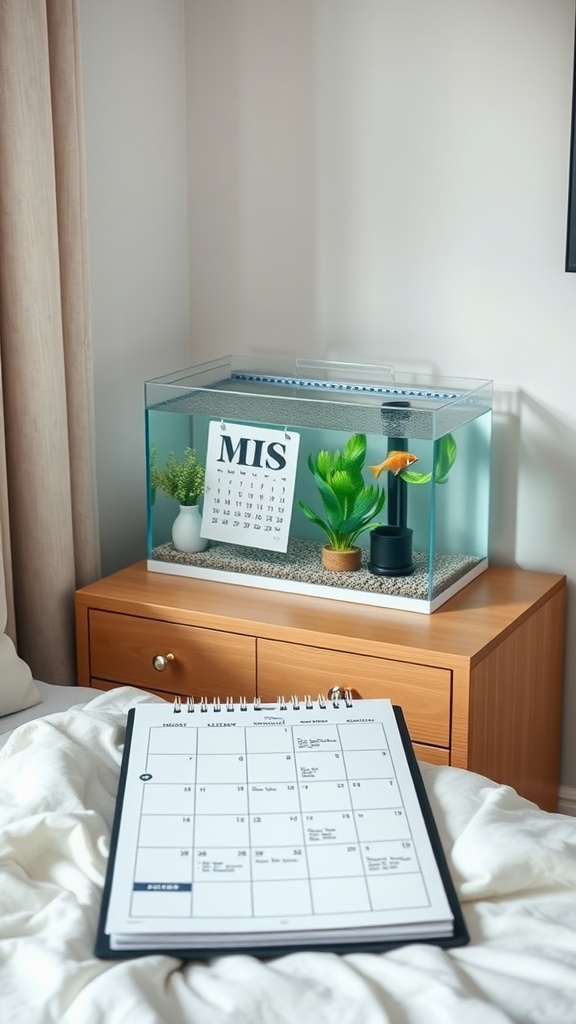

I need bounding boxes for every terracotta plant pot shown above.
[321,545,361,572]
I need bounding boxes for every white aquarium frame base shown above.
[146,557,489,614]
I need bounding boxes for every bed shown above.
[1,671,575,1024]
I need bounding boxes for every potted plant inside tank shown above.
[298,433,385,571]
[150,446,208,553]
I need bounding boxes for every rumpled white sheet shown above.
[1,687,575,1024]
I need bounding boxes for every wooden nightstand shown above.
[75,562,565,811]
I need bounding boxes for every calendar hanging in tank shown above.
[145,355,493,613]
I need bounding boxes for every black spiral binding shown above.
[172,689,353,713]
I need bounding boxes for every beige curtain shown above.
[0,0,100,684]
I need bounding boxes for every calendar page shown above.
[200,421,301,553]
[102,698,457,953]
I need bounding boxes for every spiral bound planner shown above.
[95,694,468,959]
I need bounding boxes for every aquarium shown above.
[146,356,493,612]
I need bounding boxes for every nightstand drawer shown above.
[413,744,450,766]
[76,563,566,808]
[88,609,255,699]
[257,639,451,747]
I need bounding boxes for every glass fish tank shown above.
[146,355,493,613]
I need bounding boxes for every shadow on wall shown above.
[489,387,520,565]
[490,387,576,574]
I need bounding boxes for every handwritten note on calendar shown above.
[200,421,300,553]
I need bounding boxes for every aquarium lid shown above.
[146,356,492,407]
[145,356,493,438]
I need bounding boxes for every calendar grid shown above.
[201,421,301,553]
[127,719,429,922]
[100,698,464,956]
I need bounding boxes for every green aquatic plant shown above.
[298,433,386,550]
[149,442,158,506]
[151,447,206,506]
[399,433,457,486]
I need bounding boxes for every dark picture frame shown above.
[566,21,576,271]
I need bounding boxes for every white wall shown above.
[80,0,190,576]
[80,0,576,791]
[185,0,576,792]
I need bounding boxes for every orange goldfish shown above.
[369,451,419,479]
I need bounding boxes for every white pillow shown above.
[0,565,40,717]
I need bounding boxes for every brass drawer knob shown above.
[327,686,353,706]
[152,653,175,672]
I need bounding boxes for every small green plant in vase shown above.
[151,447,206,506]
[298,433,385,571]
[151,447,208,552]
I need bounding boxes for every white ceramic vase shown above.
[171,504,208,553]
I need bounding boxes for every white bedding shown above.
[0,681,106,749]
[1,687,575,1024]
